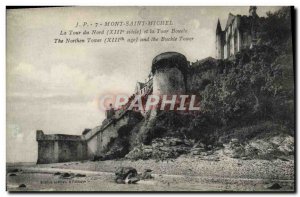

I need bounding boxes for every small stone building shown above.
[36,130,88,164]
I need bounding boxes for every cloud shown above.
[6,6,282,162]
[9,61,136,100]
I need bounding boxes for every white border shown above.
[1,0,299,196]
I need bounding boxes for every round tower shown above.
[249,6,259,48]
[151,52,188,96]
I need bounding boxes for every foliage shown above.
[195,7,294,140]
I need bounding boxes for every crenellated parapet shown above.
[36,130,84,141]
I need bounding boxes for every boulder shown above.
[278,136,294,155]
[54,172,61,176]
[266,183,282,189]
[19,184,26,188]
[223,143,245,158]
[140,169,154,180]
[60,172,75,179]
[193,142,205,148]
[229,135,295,160]
[169,138,184,146]
[115,167,140,184]
[126,137,194,160]
[191,148,205,155]
[75,173,86,177]
[230,138,239,144]
[249,140,275,156]
[126,177,140,184]
[125,145,152,160]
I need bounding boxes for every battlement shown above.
[36,130,84,141]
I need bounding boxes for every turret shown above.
[36,130,44,141]
[249,6,258,18]
[105,103,115,119]
[249,6,259,48]
[216,19,224,59]
[216,19,222,34]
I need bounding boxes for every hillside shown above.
[98,7,294,162]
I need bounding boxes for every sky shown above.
[6,6,281,162]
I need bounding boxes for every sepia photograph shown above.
[6,6,295,192]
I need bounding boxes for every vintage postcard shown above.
[6,6,295,192]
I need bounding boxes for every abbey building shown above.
[216,6,262,59]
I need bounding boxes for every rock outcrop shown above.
[125,137,193,160]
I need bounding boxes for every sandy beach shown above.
[6,155,295,192]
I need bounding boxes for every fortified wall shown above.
[36,52,212,163]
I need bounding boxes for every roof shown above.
[216,19,222,33]
[82,128,91,135]
[225,13,236,30]
[136,82,145,90]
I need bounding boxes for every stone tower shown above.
[151,52,188,96]
[249,6,259,48]
[215,19,224,59]
[249,6,258,18]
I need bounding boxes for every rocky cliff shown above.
[98,7,294,161]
